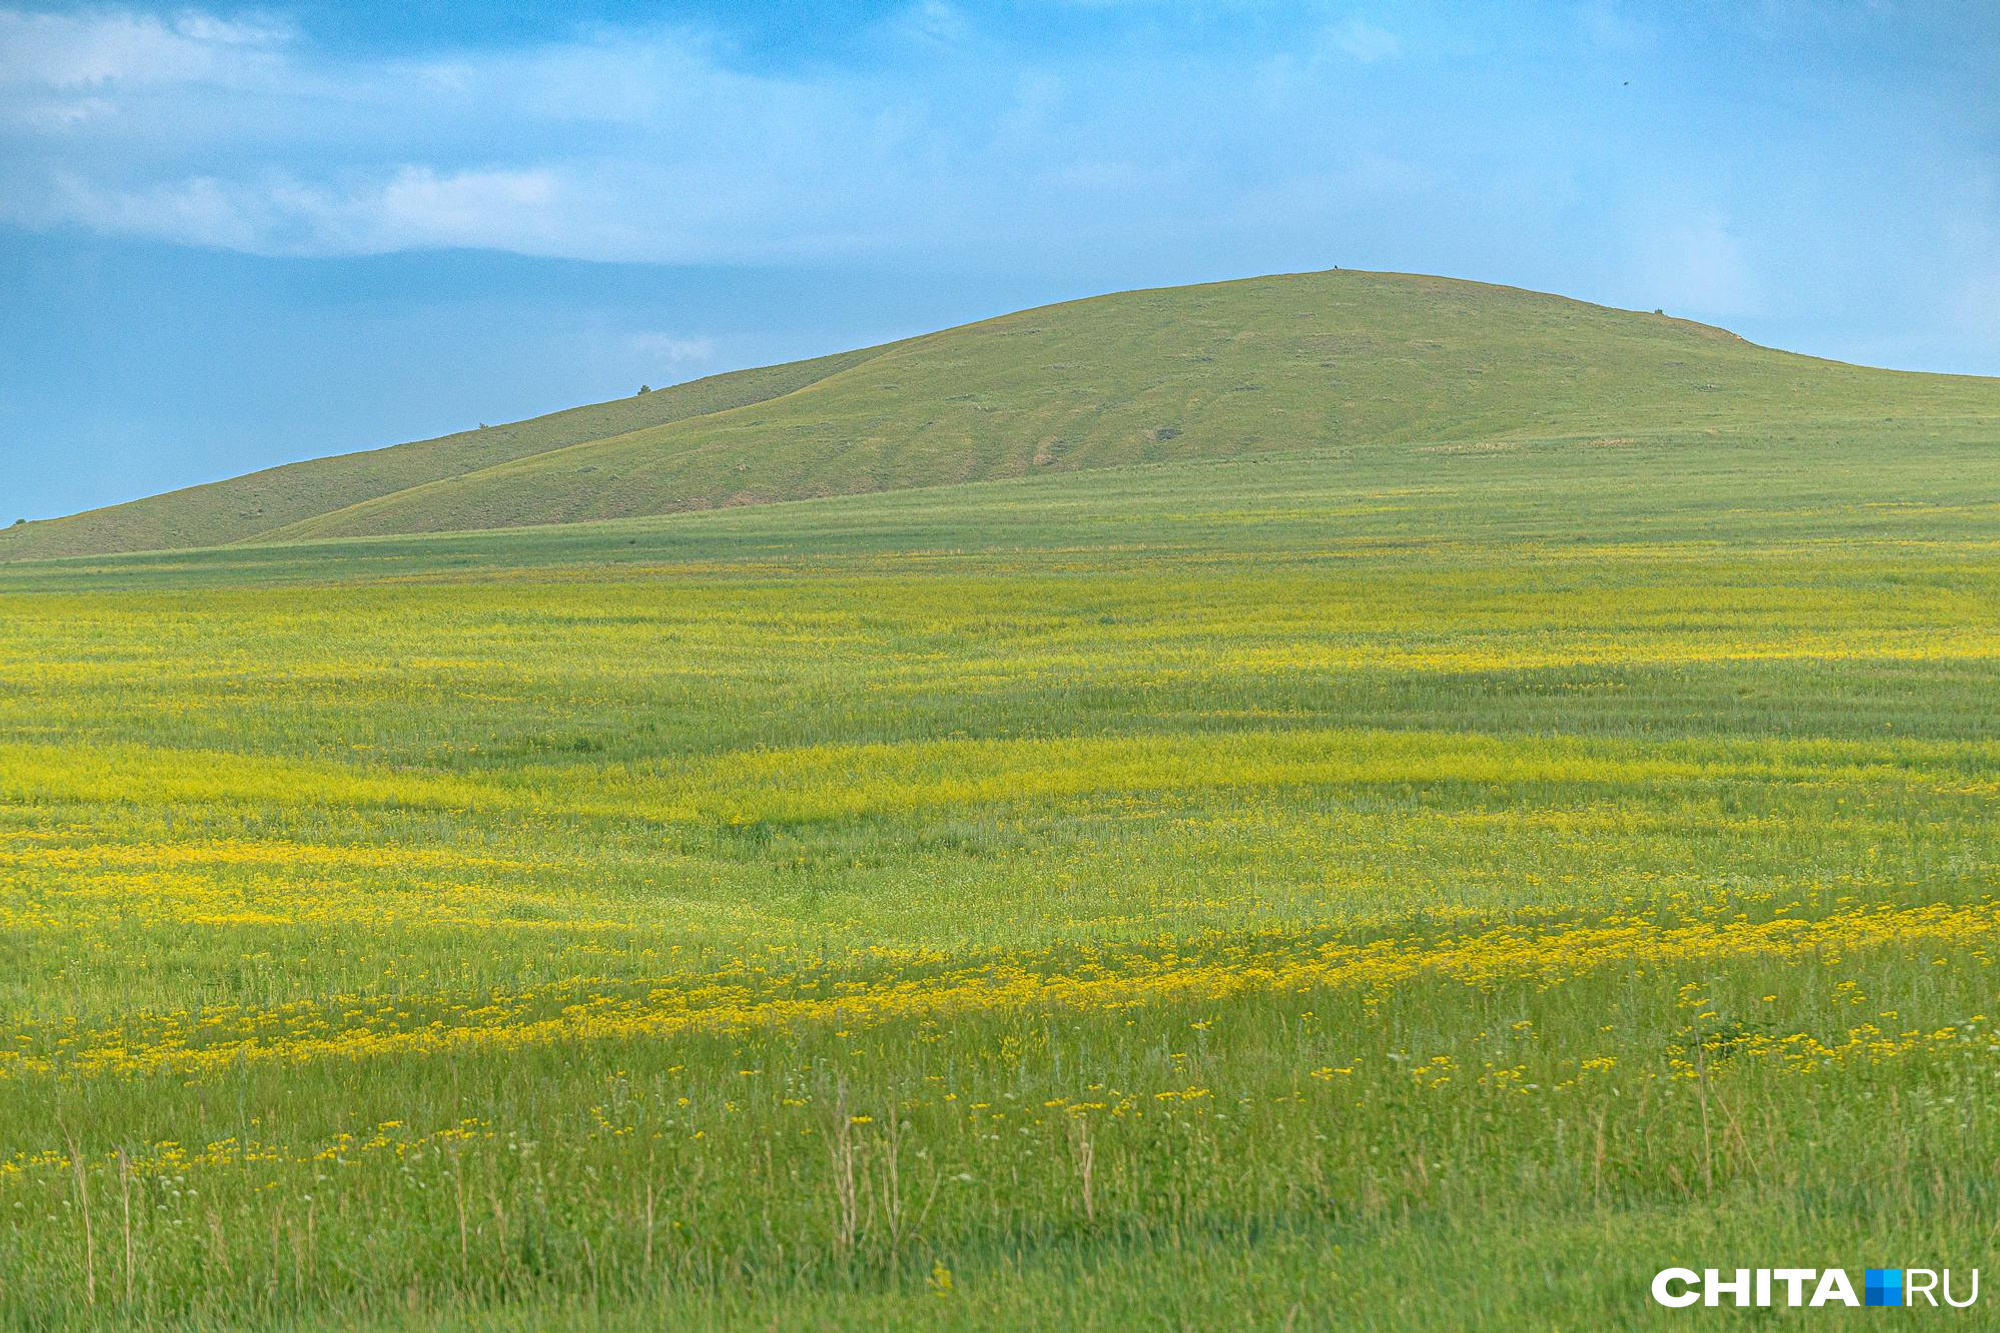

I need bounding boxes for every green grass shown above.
[2,276,2000,1329]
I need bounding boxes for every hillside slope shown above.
[9,269,1999,559]
[0,344,896,562]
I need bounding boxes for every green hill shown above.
[0,344,896,562]
[7,268,1998,560]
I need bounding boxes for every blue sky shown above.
[2,1,1996,520]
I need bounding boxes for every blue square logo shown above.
[1865,1268,1904,1308]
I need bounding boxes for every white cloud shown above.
[18,165,579,257]
[0,8,939,261]
[1327,18,1400,64]
[12,94,115,127]
[0,0,1982,393]
[0,8,291,90]
[17,7,1429,267]
[899,0,972,48]
[1576,2,1650,54]
[629,333,720,370]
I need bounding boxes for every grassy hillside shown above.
[0,344,894,562]
[11,268,2000,560]
[267,270,2000,542]
[5,406,2000,1327]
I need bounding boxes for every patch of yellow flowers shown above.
[9,898,1992,1082]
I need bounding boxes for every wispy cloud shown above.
[628,332,720,372]
[0,5,1409,263]
[0,0,1994,378]
[1326,18,1401,64]
[26,166,571,256]
[0,10,867,257]
[0,7,292,91]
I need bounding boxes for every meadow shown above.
[3,423,2000,1329]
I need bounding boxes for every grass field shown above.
[5,278,2000,1329]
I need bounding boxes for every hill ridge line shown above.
[0,338,910,562]
[249,327,969,545]
[239,339,912,544]
[9,267,2000,562]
